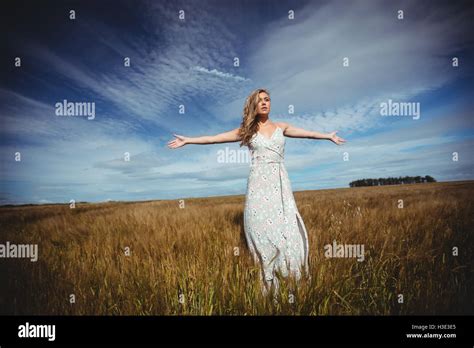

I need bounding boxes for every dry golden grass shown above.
[0,181,473,315]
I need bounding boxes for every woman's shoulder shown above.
[274,121,290,131]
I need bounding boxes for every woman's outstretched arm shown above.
[167,128,241,149]
[278,122,347,145]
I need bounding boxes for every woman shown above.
[168,88,346,295]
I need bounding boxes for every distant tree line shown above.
[349,175,436,187]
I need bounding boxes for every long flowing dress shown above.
[243,126,310,294]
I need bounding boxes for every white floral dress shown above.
[243,126,310,294]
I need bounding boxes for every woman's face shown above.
[257,92,271,116]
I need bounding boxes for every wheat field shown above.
[0,181,473,315]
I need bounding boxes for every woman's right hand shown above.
[167,134,189,149]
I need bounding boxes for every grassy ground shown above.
[0,181,472,315]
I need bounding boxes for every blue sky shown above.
[1,0,473,205]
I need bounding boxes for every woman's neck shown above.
[257,115,269,125]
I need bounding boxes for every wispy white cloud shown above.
[192,66,251,82]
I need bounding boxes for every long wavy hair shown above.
[239,88,270,147]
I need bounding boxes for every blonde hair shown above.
[239,88,270,147]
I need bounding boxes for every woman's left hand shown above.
[328,131,346,145]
